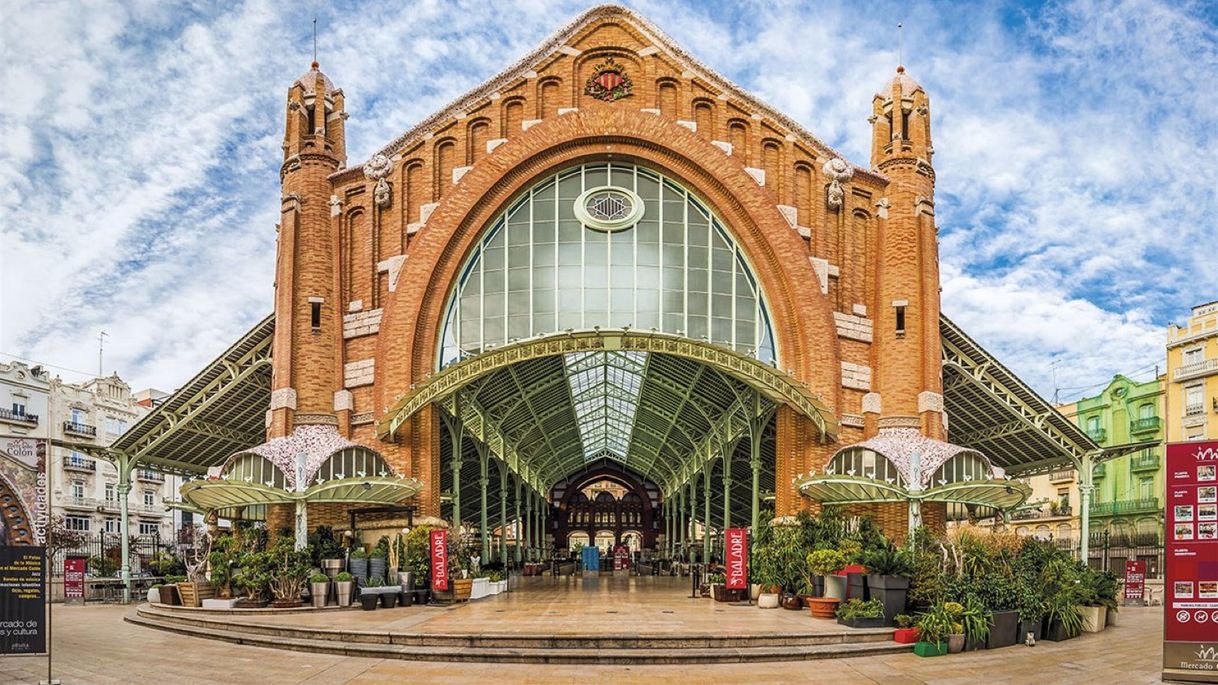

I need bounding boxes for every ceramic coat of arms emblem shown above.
[584,57,633,101]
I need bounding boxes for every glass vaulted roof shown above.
[563,350,648,461]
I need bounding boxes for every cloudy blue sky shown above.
[1,0,1215,403]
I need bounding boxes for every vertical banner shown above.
[1164,440,1218,683]
[430,529,449,591]
[63,557,87,603]
[0,546,46,654]
[1124,559,1146,605]
[725,528,748,590]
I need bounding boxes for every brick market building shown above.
[115,6,1107,566]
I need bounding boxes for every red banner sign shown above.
[1164,441,1218,680]
[63,556,86,601]
[725,528,748,590]
[430,529,449,591]
[1125,559,1146,603]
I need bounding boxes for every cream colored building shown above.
[1,361,180,541]
[1167,301,1218,443]
[1007,401,1081,543]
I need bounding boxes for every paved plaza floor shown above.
[0,577,1171,684]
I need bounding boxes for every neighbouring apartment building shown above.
[0,360,180,542]
[1167,301,1218,443]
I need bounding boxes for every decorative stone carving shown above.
[822,158,853,211]
[363,153,395,209]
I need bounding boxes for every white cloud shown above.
[1,0,1214,406]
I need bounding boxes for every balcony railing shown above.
[1175,358,1218,382]
[0,408,38,425]
[99,499,120,512]
[1186,403,1206,416]
[136,469,165,482]
[1011,504,1072,521]
[1050,469,1076,483]
[132,502,164,516]
[1130,416,1162,434]
[61,495,97,510]
[63,457,96,472]
[1086,427,1108,442]
[1131,454,1161,472]
[1090,498,1161,517]
[1093,463,1106,479]
[62,420,97,437]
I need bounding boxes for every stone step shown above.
[126,612,912,664]
[135,604,896,650]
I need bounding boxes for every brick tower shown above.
[269,62,347,439]
[866,66,945,441]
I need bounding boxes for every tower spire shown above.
[312,17,318,68]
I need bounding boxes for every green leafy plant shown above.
[309,572,329,584]
[350,546,368,559]
[335,572,353,582]
[267,537,311,602]
[366,576,385,588]
[894,613,914,629]
[707,572,726,584]
[959,595,991,644]
[837,538,863,565]
[835,598,884,620]
[863,541,912,577]
[915,603,957,644]
[806,549,847,576]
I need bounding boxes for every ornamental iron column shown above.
[702,463,712,563]
[687,477,696,562]
[524,488,533,563]
[477,443,490,562]
[116,451,134,604]
[1079,452,1097,564]
[677,485,686,561]
[498,463,509,563]
[514,475,523,564]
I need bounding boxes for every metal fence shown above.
[51,532,196,578]
[1048,531,1164,579]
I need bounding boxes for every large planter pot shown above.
[1106,607,1118,627]
[893,628,920,644]
[379,589,398,608]
[758,593,780,609]
[781,593,802,610]
[846,572,868,600]
[322,558,344,578]
[368,557,387,584]
[452,578,473,602]
[1043,618,1077,642]
[147,587,161,604]
[336,581,354,607]
[808,597,839,619]
[176,581,214,608]
[310,581,329,609]
[399,590,414,607]
[986,610,1019,649]
[914,640,947,658]
[866,574,909,625]
[348,557,368,585]
[823,574,847,600]
[414,588,431,605]
[1079,605,1105,633]
[750,583,761,601]
[838,616,886,629]
[471,577,489,600]
[1018,618,1043,644]
[946,633,965,654]
[359,592,379,611]
[159,584,181,606]
[398,571,415,593]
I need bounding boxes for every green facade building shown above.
[1067,374,1165,557]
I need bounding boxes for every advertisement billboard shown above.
[1164,440,1218,683]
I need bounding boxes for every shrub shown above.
[309,572,329,584]
[335,572,354,582]
[806,549,847,576]
[863,541,912,577]
[916,603,956,644]
[836,598,884,620]
[894,613,914,629]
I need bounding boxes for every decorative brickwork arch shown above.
[373,111,843,515]
[0,470,35,546]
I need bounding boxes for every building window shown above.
[11,401,25,416]
[64,515,90,532]
[1183,347,1204,366]
[143,490,155,507]
[1139,477,1154,500]
[1086,416,1100,432]
[895,305,906,336]
[138,521,159,536]
[104,518,119,534]
[70,480,85,500]
[71,407,85,424]
[104,482,115,502]
[1139,403,1154,419]
[311,301,322,329]
[103,416,129,434]
[1186,385,1204,415]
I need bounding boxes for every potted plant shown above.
[349,546,369,585]
[893,614,920,644]
[960,596,991,651]
[944,601,966,653]
[914,603,954,657]
[1078,568,1117,633]
[836,598,886,628]
[369,538,388,585]
[972,570,1020,649]
[360,577,382,610]
[706,572,727,602]
[177,534,215,608]
[268,539,309,608]
[1044,592,1084,641]
[837,539,868,600]
[752,543,782,609]
[309,572,330,609]
[309,525,345,578]
[335,571,355,607]
[862,542,911,625]
[807,549,847,600]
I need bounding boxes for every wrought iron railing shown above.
[1130,454,1160,472]
[1086,427,1107,442]
[1130,416,1161,433]
[0,407,38,424]
[63,420,97,437]
[64,456,96,472]
[1090,498,1161,517]
[1049,469,1075,482]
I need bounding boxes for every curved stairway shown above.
[129,603,911,664]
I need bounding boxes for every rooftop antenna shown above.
[1050,358,1063,404]
[897,22,904,68]
[312,17,318,67]
[98,330,108,377]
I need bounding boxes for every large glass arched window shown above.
[438,163,778,368]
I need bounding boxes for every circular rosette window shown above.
[574,186,645,232]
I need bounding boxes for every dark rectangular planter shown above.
[1043,618,1077,642]
[399,590,414,607]
[965,635,986,651]
[846,572,868,600]
[1017,618,1042,644]
[913,641,947,657]
[866,574,909,626]
[813,576,824,598]
[987,610,1019,649]
[837,616,886,629]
